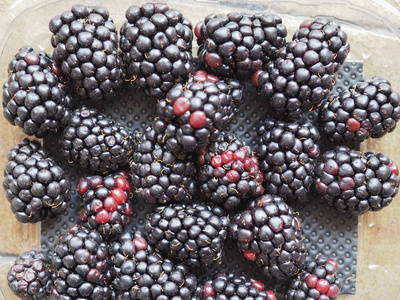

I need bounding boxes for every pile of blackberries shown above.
[3,3,399,300]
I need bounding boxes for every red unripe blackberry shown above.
[198,133,264,210]
[189,110,207,128]
[173,97,191,116]
[78,172,133,239]
[157,71,243,152]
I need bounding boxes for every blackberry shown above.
[199,272,277,300]
[120,3,193,98]
[77,171,133,239]
[293,18,350,72]
[196,12,287,77]
[50,224,110,299]
[284,254,342,300]
[109,229,198,299]
[157,71,243,152]
[252,38,335,119]
[197,133,264,210]
[230,194,307,281]
[7,250,53,300]
[256,120,320,203]
[3,138,71,223]
[49,4,123,101]
[319,77,400,143]
[129,123,196,204]
[315,146,400,215]
[145,203,229,268]
[60,107,134,173]
[3,46,71,137]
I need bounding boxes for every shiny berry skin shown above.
[306,274,318,288]
[173,97,191,116]
[324,159,339,175]
[95,210,110,224]
[211,155,223,168]
[189,111,207,128]
[252,70,263,88]
[316,279,330,294]
[133,237,148,251]
[327,258,339,273]
[252,280,264,291]
[194,21,204,40]
[193,70,208,82]
[266,290,277,300]
[226,170,240,183]
[77,179,89,195]
[115,176,129,191]
[346,118,361,132]
[111,188,127,204]
[221,150,234,164]
[243,250,258,261]
[390,160,399,175]
[338,177,355,191]
[103,197,118,212]
[327,284,340,298]
[206,53,223,68]
[203,285,216,297]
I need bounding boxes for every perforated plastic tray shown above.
[1,0,400,299]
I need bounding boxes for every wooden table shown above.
[0,1,400,299]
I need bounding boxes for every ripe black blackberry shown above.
[252,38,335,119]
[319,77,400,143]
[284,254,342,300]
[3,138,71,223]
[293,18,350,72]
[129,123,197,204]
[145,203,229,268]
[49,4,123,101]
[157,70,243,152]
[315,146,400,215]
[197,133,264,210]
[256,120,320,203]
[3,46,71,137]
[50,224,110,299]
[120,3,193,98]
[60,107,134,173]
[109,229,198,299]
[196,12,287,77]
[7,250,53,300]
[77,171,133,239]
[230,194,307,281]
[199,272,277,300]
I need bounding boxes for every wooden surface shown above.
[1,1,400,299]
